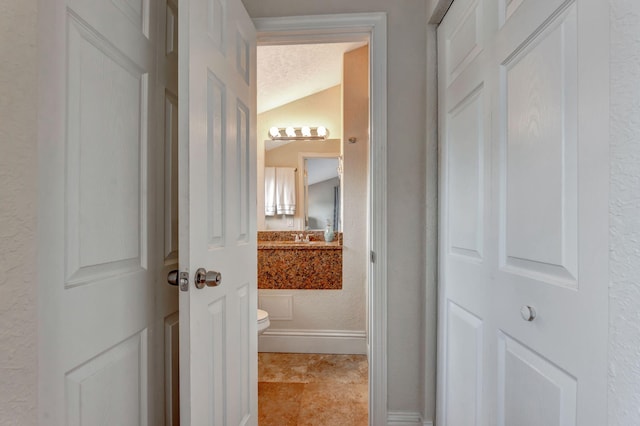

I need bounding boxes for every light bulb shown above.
[269,127,280,138]
[285,127,296,137]
[301,126,311,137]
[317,126,327,137]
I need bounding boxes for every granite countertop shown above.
[257,241,342,250]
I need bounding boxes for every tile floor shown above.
[258,352,368,426]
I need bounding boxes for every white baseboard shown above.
[387,411,432,426]
[258,329,367,354]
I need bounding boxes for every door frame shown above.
[254,13,388,425]
[426,3,456,425]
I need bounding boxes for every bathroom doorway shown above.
[254,14,388,424]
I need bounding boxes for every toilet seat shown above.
[257,309,269,323]
[257,309,270,335]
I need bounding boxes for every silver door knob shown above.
[167,270,179,286]
[194,268,222,289]
[520,305,536,322]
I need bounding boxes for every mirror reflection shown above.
[261,138,341,231]
[304,157,341,231]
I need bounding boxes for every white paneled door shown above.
[178,0,257,424]
[39,0,165,424]
[437,0,609,425]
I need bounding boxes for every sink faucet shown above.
[291,233,310,243]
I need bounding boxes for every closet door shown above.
[437,0,496,423]
[437,1,610,425]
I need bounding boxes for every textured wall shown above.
[609,0,640,424]
[0,0,39,424]
[243,0,428,415]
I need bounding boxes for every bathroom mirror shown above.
[260,139,342,231]
[303,156,341,231]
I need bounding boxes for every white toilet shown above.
[257,309,270,335]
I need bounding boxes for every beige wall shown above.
[0,0,38,424]
[244,0,429,418]
[341,44,369,350]
[258,85,342,146]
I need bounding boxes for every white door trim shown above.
[254,13,388,426]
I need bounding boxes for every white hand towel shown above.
[276,167,296,215]
[264,167,276,216]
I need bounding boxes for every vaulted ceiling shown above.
[257,42,366,114]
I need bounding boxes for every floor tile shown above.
[258,382,304,426]
[258,353,315,383]
[297,383,368,426]
[258,353,369,425]
[305,354,368,384]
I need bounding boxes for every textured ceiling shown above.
[257,42,366,114]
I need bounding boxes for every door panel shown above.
[65,11,148,287]
[497,333,577,426]
[178,0,257,423]
[438,1,494,422]
[438,0,609,425]
[39,0,163,424]
[447,85,485,261]
[164,90,179,264]
[206,72,227,247]
[444,0,485,87]
[66,331,148,426]
[445,302,483,426]
[500,4,578,285]
[164,313,180,426]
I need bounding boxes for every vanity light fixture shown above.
[268,126,330,141]
[269,127,280,138]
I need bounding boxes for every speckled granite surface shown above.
[258,230,343,244]
[258,241,341,250]
[257,231,343,289]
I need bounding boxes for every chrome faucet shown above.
[291,233,310,243]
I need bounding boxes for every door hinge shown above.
[370,251,376,263]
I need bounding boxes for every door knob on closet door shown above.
[520,305,536,322]
[194,268,222,289]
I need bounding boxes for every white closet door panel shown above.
[444,302,483,426]
[499,2,578,286]
[437,0,609,425]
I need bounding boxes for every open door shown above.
[178,0,257,424]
